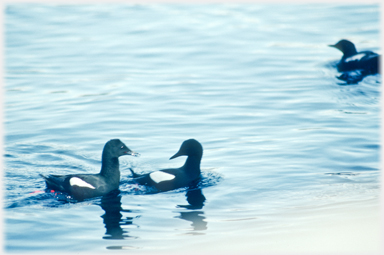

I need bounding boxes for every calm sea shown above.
[3,3,381,253]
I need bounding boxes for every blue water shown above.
[3,3,381,252]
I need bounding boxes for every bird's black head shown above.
[170,139,203,160]
[104,139,140,158]
[329,39,358,57]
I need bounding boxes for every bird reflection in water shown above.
[99,187,207,241]
[176,188,207,232]
[99,190,138,240]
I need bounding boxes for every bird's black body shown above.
[329,39,380,73]
[131,139,203,192]
[329,39,380,83]
[40,139,139,201]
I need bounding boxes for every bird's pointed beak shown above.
[328,44,336,48]
[170,150,183,160]
[127,150,140,157]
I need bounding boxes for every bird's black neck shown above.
[342,47,358,58]
[100,153,120,183]
[184,155,201,178]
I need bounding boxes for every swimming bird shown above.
[40,139,139,201]
[329,39,380,74]
[130,139,203,192]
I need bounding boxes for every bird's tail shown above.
[129,168,141,178]
[39,173,48,181]
[39,173,64,191]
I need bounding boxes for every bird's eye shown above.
[121,146,124,149]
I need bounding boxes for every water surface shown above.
[3,3,381,253]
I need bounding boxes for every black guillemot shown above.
[130,139,203,192]
[329,39,380,74]
[40,139,139,201]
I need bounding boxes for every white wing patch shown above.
[69,177,96,189]
[345,53,365,62]
[149,171,175,184]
